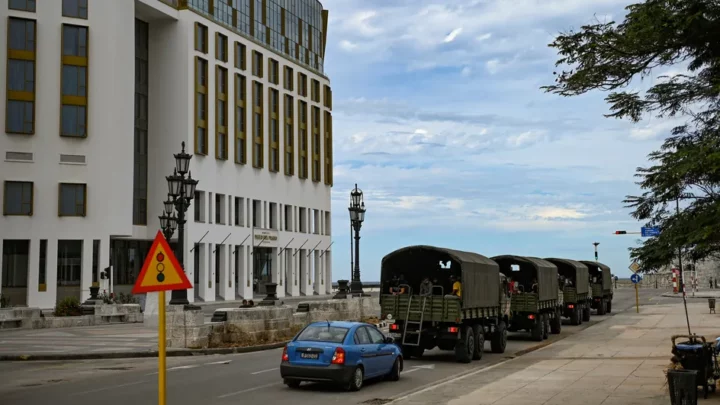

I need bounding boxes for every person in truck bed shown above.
[446,275,462,298]
[419,277,433,296]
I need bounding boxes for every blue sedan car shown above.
[280,321,403,391]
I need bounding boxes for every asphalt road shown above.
[0,288,667,405]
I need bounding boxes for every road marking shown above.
[217,382,282,398]
[404,364,436,374]
[70,380,146,396]
[250,367,279,375]
[168,365,199,371]
[206,360,232,365]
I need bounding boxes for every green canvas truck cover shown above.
[580,261,613,292]
[545,258,589,295]
[381,245,500,309]
[492,255,559,302]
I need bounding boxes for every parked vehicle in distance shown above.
[493,255,562,342]
[380,246,509,364]
[280,321,403,391]
[581,261,614,315]
[545,258,591,325]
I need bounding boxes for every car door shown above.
[366,326,394,372]
[354,327,381,377]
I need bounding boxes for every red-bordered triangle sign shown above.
[132,231,193,294]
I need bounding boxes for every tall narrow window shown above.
[215,33,228,62]
[9,0,36,12]
[195,57,209,155]
[62,0,87,19]
[269,58,279,85]
[195,23,208,53]
[311,79,320,103]
[38,239,47,291]
[298,73,307,97]
[216,66,229,160]
[324,111,333,186]
[284,95,294,176]
[323,85,332,109]
[235,74,247,164]
[269,88,280,172]
[284,66,294,91]
[252,81,264,168]
[3,181,33,216]
[92,240,100,283]
[61,24,88,138]
[133,19,149,226]
[252,50,263,78]
[58,183,87,217]
[298,100,308,179]
[6,18,36,135]
[311,106,321,182]
[234,42,246,70]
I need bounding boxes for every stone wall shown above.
[0,304,142,330]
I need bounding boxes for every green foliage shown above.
[97,291,138,305]
[543,0,720,270]
[54,297,83,317]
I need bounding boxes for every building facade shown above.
[0,0,334,309]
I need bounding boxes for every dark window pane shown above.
[63,25,88,57]
[61,105,86,137]
[8,59,34,92]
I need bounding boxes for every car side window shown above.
[366,327,386,344]
[354,327,371,344]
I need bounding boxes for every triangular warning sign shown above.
[132,231,193,294]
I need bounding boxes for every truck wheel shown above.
[530,317,543,341]
[606,300,612,313]
[454,326,474,363]
[542,314,550,339]
[582,305,591,322]
[570,307,580,325]
[550,309,562,334]
[472,325,484,360]
[491,321,507,353]
[597,299,606,315]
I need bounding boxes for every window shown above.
[323,85,332,109]
[216,33,228,62]
[298,100,308,179]
[38,239,47,291]
[324,111,333,186]
[6,18,36,134]
[3,181,33,215]
[284,95,294,176]
[252,199,261,227]
[9,0,35,12]
[311,106,321,182]
[252,81,263,168]
[268,58,279,85]
[216,66,228,160]
[297,325,349,343]
[234,42,246,70]
[234,197,244,226]
[298,73,307,97]
[195,57,209,155]
[215,194,225,224]
[269,202,277,229]
[284,205,292,231]
[57,240,82,286]
[2,240,29,291]
[235,74,247,164]
[354,327,371,345]
[92,240,100,283]
[133,19,149,226]
[195,23,208,53]
[59,183,87,217]
[62,0,87,19]
[61,24,88,137]
[252,50,263,78]
[311,79,320,102]
[269,89,280,172]
[366,327,387,344]
[284,66,294,91]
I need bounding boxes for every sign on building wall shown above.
[253,228,279,247]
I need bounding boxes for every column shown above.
[238,245,252,298]
[324,250,332,295]
[80,238,93,301]
[299,249,308,295]
[313,250,321,295]
[27,238,40,307]
[198,243,214,301]
[46,239,58,308]
[219,244,233,300]
[275,248,285,298]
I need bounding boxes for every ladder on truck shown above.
[402,295,428,346]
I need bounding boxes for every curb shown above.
[661,293,720,299]
[0,341,289,362]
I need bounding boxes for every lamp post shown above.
[593,242,600,261]
[348,184,367,296]
[164,141,199,308]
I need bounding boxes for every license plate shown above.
[300,353,319,359]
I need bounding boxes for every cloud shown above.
[339,40,357,51]
[444,28,463,43]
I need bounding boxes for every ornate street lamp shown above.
[348,184,368,296]
[160,141,200,308]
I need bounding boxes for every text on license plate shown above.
[300,353,319,359]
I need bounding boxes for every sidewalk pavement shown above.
[661,289,720,299]
[390,302,720,405]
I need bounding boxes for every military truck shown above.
[492,255,562,342]
[379,246,509,364]
[545,258,591,325]
[581,261,613,315]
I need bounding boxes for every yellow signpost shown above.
[132,231,193,405]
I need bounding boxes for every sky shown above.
[321,0,680,281]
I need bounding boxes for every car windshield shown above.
[296,325,349,343]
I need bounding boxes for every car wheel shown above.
[387,357,401,381]
[284,379,301,389]
[346,366,364,391]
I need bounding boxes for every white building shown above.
[0,0,334,309]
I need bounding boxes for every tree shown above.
[542,0,720,271]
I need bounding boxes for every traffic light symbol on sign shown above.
[156,252,165,283]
